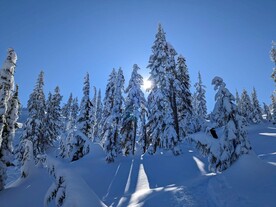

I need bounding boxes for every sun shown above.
[143,79,152,90]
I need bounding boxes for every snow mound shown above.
[208,153,276,207]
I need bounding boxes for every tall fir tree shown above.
[59,97,79,159]
[101,68,125,162]
[270,41,276,83]
[271,95,276,123]
[121,64,147,155]
[240,89,254,124]
[193,71,207,132]
[235,90,241,114]
[175,55,193,135]
[62,93,73,131]
[166,43,180,140]
[251,87,263,123]
[93,89,102,142]
[18,71,47,162]
[91,86,97,141]
[146,24,181,154]
[210,77,251,171]
[71,97,79,129]
[76,73,93,139]
[101,69,117,147]
[68,73,93,161]
[45,87,63,144]
[192,92,198,116]
[194,71,207,119]
[147,87,165,154]
[3,85,20,165]
[0,48,18,190]
[163,43,183,153]
[106,68,125,162]
[0,48,17,147]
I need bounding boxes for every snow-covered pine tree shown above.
[77,73,93,139]
[263,102,272,122]
[121,64,147,155]
[0,48,17,147]
[18,71,47,162]
[104,68,125,162]
[175,55,193,135]
[271,95,276,123]
[93,89,102,142]
[51,87,63,134]
[146,24,180,154]
[235,90,241,114]
[240,89,254,124]
[192,92,197,116]
[210,76,251,171]
[166,43,180,139]
[45,92,54,141]
[100,69,116,151]
[61,93,73,131]
[59,97,79,159]
[90,86,97,142]
[147,87,165,154]
[251,87,263,123]
[2,85,20,167]
[69,73,92,161]
[270,41,276,83]
[193,71,207,132]
[71,97,79,129]
[0,48,18,190]
[194,72,207,119]
[45,86,63,145]
[163,43,183,153]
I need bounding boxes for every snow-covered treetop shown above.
[157,23,166,41]
[194,71,207,118]
[176,55,187,74]
[125,64,147,116]
[212,76,225,90]
[176,55,191,94]
[125,64,143,93]
[36,71,44,90]
[211,76,236,126]
[167,42,177,57]
[28,71,45,113]
[0,48,17,90]
[7,48,17,65]
[147,24,169,88]
[270,41,276,63]
[83,73,90,97]
[212,76,234,102]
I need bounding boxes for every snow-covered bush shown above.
[44,157,66,207]
[21,140,35,178]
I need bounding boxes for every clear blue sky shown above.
[1,0,276,112]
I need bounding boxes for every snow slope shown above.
[0,122,276,207]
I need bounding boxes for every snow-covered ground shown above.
[0,122,276,207]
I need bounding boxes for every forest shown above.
[0,25,276,206]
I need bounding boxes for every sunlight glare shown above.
[143,79,152,90]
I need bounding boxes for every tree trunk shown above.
[132,120,137,155]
